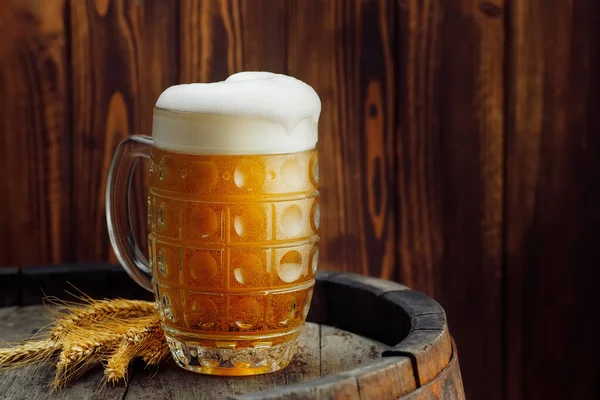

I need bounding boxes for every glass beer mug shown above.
[106,72,320,376]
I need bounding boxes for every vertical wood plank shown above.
[507,1,600,398]
[287,0,396,278]
[69,0,178,262]
[179,0,286,83]
[395,0,504,398]
[0,0,71,266]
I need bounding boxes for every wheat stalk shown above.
[50,299,156,341]
[52,314,160,388]
[140,336,170,366]
[0,339,61,371]
[2,296,168,389]
[53,332,124,389]
[104,317,163,384]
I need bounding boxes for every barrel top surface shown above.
[0,305,388,399]
[0,272,462,400]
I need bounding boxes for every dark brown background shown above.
[1,0,599,399]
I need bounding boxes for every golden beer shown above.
[106,71,320,376]
[148,147,319,374]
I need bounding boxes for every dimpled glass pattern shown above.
[148,147,319,375]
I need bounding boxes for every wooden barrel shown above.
[0,268,465,400]
[231,271,465,399]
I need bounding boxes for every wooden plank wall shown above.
[0,1,599,399]
[506,1,600,399]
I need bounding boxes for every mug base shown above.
[164,328,301,376]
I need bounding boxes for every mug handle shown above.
[106,135,153,292]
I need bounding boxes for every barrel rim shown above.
[231,342,459,399]
[306,272,452,387]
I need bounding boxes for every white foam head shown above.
[152,72,321,155]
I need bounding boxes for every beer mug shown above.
[106,72,320,376]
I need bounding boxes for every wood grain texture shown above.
[287,0,397,279]
[123,322,389,400]
[0,0,71,267]
[383,291,450,386]
[237,359,417,400]
[0,275,450,399]
[506,1,600,399]
[394,1,504,398]
[353,357,417,400]
[179,0,286,83]
[320,324,388,375]
[285,320,321,384]
[401,343,465,400]
[69,0,178,263]
[5,0,600,398]
[387,328,452,386]
[126,353,286,400]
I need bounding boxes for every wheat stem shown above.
[0,339,61,370]
[104,318,163,384]
[2,297,165,389]
[52,333,125,389]
[50,299,156,341]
